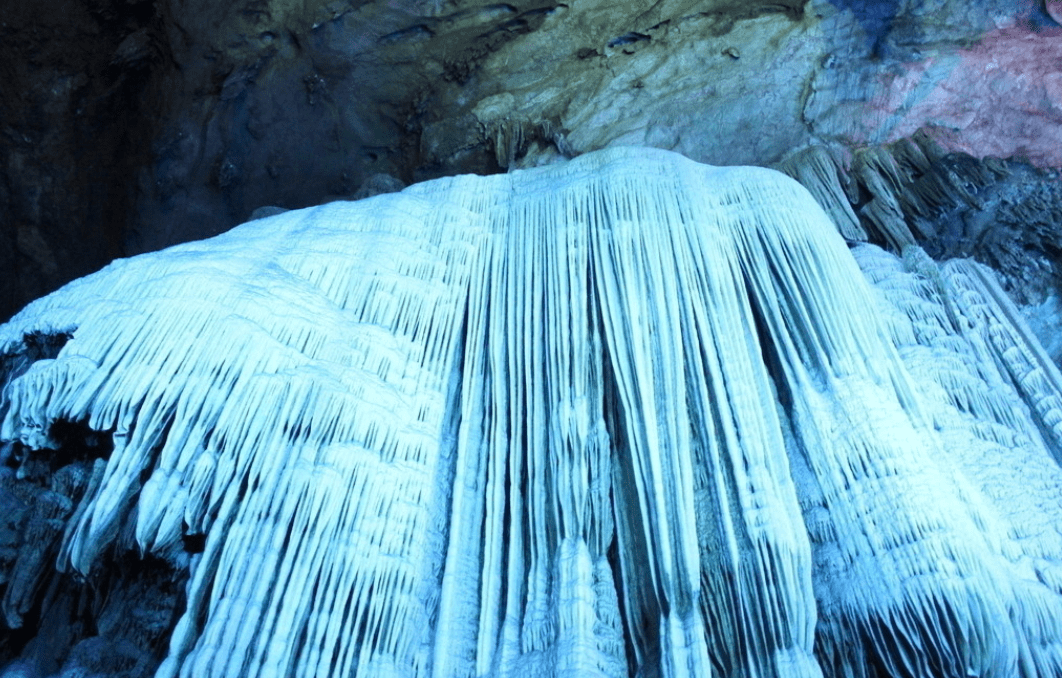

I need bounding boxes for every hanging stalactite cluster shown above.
[2,147,1062,678]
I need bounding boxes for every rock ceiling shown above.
[4,0,1062,323]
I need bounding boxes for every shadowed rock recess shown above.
[3,148,1062,677]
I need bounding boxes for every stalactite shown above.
[2,147,1062,678]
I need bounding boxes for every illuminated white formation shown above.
[2,147,1062,678]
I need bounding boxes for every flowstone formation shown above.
[2,147,1062,677]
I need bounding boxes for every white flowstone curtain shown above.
[2,147,1062,678]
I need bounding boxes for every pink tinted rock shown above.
[870,26,1062,166]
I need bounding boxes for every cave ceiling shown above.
[2,0,1062,321]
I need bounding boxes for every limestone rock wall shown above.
[4,0,1062,323]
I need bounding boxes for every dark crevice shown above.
[0,517,186,676]
[180,532,205,555]
[604,526,637,677]
[593,275,654,677]
[0,389,188,675]
[423,280,472,640]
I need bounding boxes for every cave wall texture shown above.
[4,0,1062,324]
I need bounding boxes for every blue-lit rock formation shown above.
[2,147,1062,677]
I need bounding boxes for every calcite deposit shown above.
[3,148,1062,677]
